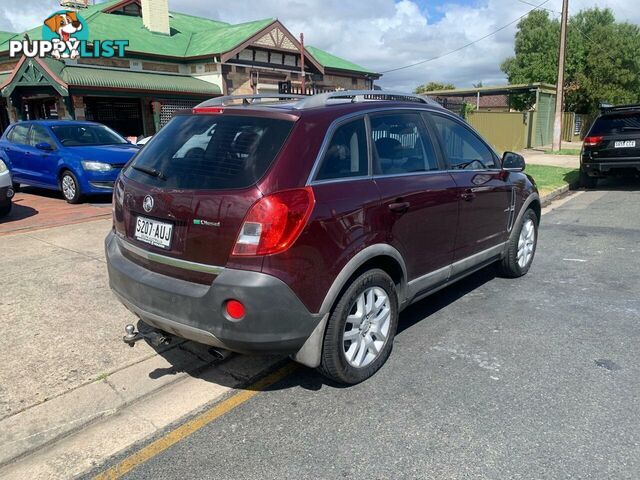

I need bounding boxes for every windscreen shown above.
[51,124,128,146]
[124,114,294,190]
[590,112,640,135]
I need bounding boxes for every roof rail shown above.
[196,94,307,108]
[294,90,439,109]
[599,103,640,113]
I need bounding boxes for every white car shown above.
[0,159,14,217]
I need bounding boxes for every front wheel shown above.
[318,269,399,384]
[498,208,539,278]
[60,171,82,204]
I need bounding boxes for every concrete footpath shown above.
[0,187,576,479]
[0,218,282,478]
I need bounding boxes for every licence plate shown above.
[134,216,173,249]
[614,140,636,148]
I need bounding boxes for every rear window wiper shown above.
[132,164,166,180]
[622,126,640,131]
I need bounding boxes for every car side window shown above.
[315,118,368,181]
[430,114,498,169]
[29,125,55,148]
[370,113,439,175]
[8,124,30,146]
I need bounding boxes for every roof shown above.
[306,46,374,75]
[2,57,221,96]
[61,65,221,95]
[0,1,377,76]
[0,31,14,45]
[423,83,557,96]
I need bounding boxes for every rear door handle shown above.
[388,201,410,213]
[461,189,476,201]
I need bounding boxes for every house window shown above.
[351,78,358,86]
[284,54,296,67]
[270,52,283,65]
[255,50,268,63]
[238,49,253,61]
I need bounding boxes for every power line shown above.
[380,0,552,74]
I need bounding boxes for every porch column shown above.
[6,94,21,122]
[72,95,86,120]
[151,101,162,133]
[57,96,73,120]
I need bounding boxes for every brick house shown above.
[0,0,380,137]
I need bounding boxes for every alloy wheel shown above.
[342,287,391,368]
[62,175,76,201]
[517,218,535,268]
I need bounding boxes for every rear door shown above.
[369,111,457,282]
[588,112,640,161]
[427,112,512,261]
[117,113,295,270]
[2,124,32,183]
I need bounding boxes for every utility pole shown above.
[552,0,569,151]
[299,33,306,95]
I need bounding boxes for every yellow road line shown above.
[94,362,298,480]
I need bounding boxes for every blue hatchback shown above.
[0,120,139,203]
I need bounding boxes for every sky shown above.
[0,0,637,91]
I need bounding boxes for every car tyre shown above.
[11,182,20,192]
[60,170,82,204]
[498,208,539,278]
[318,269,398,385]
[579,167,598,188]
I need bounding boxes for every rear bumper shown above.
[582,160,640,176]
[105,231,322,354]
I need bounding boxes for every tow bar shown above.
[123,324,171,347]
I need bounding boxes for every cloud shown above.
[1,0,637,91]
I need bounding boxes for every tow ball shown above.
[123,324,171,348]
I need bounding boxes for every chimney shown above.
[141,0,170,35]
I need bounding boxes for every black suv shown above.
[581,104,640,187]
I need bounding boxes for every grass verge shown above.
[525,164,579,196]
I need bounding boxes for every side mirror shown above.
[35,142,54,151]
[502,152,525,172]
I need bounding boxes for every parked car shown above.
[0,158,14,217]
[580,104,640,187]
[0,120,139,203]
[106,91,540,384]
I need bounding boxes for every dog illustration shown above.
[44,11,83,59]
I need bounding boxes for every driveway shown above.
[97,184,640,479]
[0,187,111,236]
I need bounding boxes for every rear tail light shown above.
[232,187,315,256]
[584,135,604,147]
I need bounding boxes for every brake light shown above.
[193,106,224,114]
[584,135,604,147]
[232,187,315,256]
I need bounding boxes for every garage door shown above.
[84,98,143,138]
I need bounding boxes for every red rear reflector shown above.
[193,106,224,114]
[226,300,245,320]
[584,135,603,147]
[232,187,315,256]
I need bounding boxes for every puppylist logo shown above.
[9,10,128,59]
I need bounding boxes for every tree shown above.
[472,81,484,88]
[501,8,640,113]
[414,82,455,94]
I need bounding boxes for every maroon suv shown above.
[106,91,540,384]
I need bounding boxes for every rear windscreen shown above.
[124,114,294,189]
[590,112,640,135]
